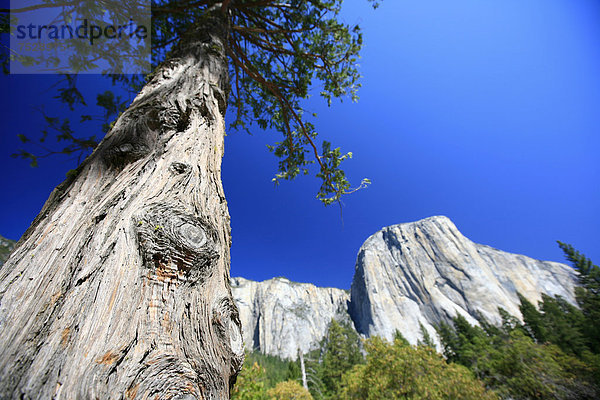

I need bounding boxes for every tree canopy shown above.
[3,0,379,204]
[267,380,314,400]
[439,298,600,399]
[339,336,497,400]
[320,319,363,396]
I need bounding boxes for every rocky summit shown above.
[232,216,578,359]
[348,216,577,346]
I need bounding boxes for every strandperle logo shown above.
[9,0,151,74]
[15,18,149,46]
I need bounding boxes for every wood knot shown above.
[170,162,191,175]
[100,107,160,169]
[212,297,244,370]
[179,223,206,250]
[134,205,218,285]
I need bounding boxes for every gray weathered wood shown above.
[0,16,243,399]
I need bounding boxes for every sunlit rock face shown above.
[231,277,349,360]
[348,216,577,346]
[231,216,577,357]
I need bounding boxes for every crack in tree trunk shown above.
[0,13,243,400]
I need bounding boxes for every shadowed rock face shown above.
[231,277,349,360]
[348,216,577,345]
[232,216,577,357]
[0,236,15,267]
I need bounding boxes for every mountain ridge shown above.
[348,216,576,346]
[232,216,577,359]
[0,216,577,359]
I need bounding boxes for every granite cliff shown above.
[232,216,577,358]
[231,277,349,360]
[348,216,577,346]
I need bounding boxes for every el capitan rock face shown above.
[234,217,579,358]
[348,216,577,345]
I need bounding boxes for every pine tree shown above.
[538,294,587,356]
[320,320,363,398]
[518,292,547,343]
[418,322,436,348]
[438,310,600,399]
[558,241,600,354]
[437,321,460,361]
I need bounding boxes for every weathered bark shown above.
[0,15,243,399]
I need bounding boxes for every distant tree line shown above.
[231,243,599,399]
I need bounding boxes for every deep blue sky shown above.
[1,0,599,289]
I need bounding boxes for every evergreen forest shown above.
[231,243,600,400]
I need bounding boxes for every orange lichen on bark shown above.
[125,383,139,399]
[96,351,119,365]
[60,327,70,348]
[50,291,62,305]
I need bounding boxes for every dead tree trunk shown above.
[0,15,243,400]
[298,349,308,391]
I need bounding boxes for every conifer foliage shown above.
[436,243,600,399]
[232,319,497,400]
[558,241,600,354]
[320,320,363,397]
[5,0,376,204]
